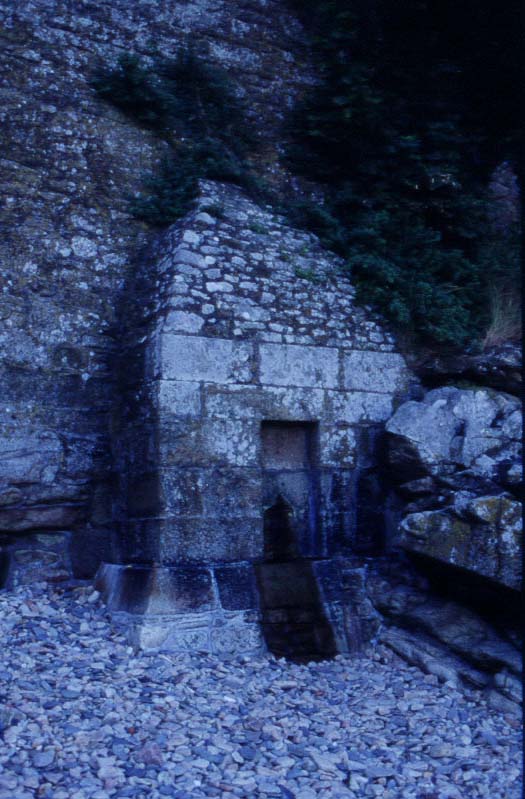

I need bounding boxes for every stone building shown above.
[96,181,414,657]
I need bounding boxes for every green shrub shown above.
[91,54,168,130]
[284,0,521,347]
[92,45,262,226]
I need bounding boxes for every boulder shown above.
[417,344,521,396]
[368,574,521,677]
[398,495,521,590]
[385,387,522,591]
[386,386,521,485]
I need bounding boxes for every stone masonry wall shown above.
[101,180,414,655]
[113,180,414,567]
[0,0,316,582]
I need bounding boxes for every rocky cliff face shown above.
[386,384,521,590]
[0,0,314,579]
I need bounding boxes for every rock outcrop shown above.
[385,386,522,591]
[0,0,316,582]
[417,344,522,397]
[375,383,522,710]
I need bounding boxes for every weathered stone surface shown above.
[386,386,522,592]
[160,335,254,384]
[96,563,215,615]
[386,386,521,481]
[0,504,83,533]
[215,563,260,611]
[368,572,522,680]
[398,495,521,590]
[0,429,63,485]
[0,530,73,588]
[259,343,339,389]
[158,516,263,563]
[343,351,410,394]
[417,343,522,396]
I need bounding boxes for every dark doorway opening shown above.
[263,494,297,562]
[257,421,336,662]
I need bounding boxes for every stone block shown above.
[163,311,204,334]
[159,470,204,517]
[259,343,339,389]
[160,334,254,384]
[157,419,205,467]
[173,247,206,268]
[263,386,325,421]
[159,516,262,563]
[157,381,201,417]
[203,384,260,420]
[343,351,408,393]
[204,384,326,425]
[201,468,262,518]
[201,418,259,466]
[96,563,215,615]
[215,563,259,611]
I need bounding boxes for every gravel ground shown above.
[0,582,521,799]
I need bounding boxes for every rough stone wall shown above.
[114,180,414,567]
[0,0,315,580]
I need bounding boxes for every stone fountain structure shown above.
[95,181,414,657]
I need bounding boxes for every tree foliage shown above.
[92,46,260,226]
[286,0,521,346]
[92,13,521,347]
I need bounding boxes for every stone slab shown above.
[160,334,253,384]
[343,351,408,393]
[259,343,339,389]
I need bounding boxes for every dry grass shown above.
[482,285,522,349]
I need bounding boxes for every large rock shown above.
[385,387,522,590]
[386,386,521,484]
[417,344,521,396]
[398,495,521,590]
[368,572,521,678]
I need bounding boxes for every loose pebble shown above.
[0,582,521,799]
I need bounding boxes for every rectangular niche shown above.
[261,421,319,470]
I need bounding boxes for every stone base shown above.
[96,558,381,658]
[95,561,265,656]
[118,610,265,656]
